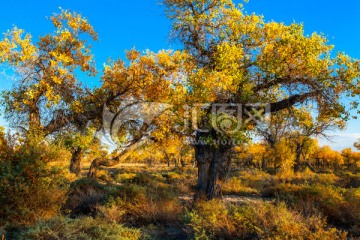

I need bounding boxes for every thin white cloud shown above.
[318,132,360,151]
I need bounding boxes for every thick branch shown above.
[43,107,102,135]
[269,91,317,113]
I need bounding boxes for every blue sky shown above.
[0,0,359,150]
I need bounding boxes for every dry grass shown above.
[3,161,360,239]
[184,199,347,239]
[18,216,141,240]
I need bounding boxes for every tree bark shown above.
[218,152,232,181]
[164,151,171,167]
[194,143,212,200]
[88,158,100,178]
[70,147,83,176]
[194,130,232,201]
[294,143,302,172]
[180,157,186,167]
[261,153,267,170]
[29,109,41,132]
[173,157,178,167]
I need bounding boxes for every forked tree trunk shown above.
[70,147,83,176]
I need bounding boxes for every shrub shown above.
[343,188,360,236]
[162,170,196,194]
[184,200,231,239]
[235,170,274,191]
[0,132,69,227]
[96,203,126,223]
[184,200,347,240]
[97,173,183,225]
[273,182,360,235]
[64,178,109,216]
[221,177,259,196]
[275,170,339,186]
[17,216,141,240]
[274,183,344,218]
[116,173,137,183]
[107,182,183,224]
[337,171,360,188]
[65,170,184,222]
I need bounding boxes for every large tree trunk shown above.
[70,147,83,176]
[194,142,212,200]
[218,152,232,181]
[194,131,232,201]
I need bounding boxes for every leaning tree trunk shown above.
[87,140,142,178]
[70,147,83,176]
[194,131,233,201]
[87,158,100,178]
